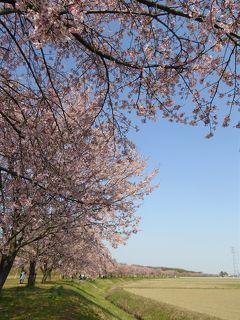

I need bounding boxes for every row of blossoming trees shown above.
[0,97,156,287]
[110,263,205,278]
[0,0,239,289]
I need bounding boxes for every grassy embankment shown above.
[1,275,233,320]
[0,275,135,320]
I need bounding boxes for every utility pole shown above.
[231,247,240,277]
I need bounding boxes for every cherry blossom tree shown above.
[0,93,156,289]
[109,263,204,278]
[0,0,239,137]
[0,0,239,289]
[15,224,114,286]
[55,234,114,280]
[109,262,161,277]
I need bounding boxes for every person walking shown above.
[20,269,26,284]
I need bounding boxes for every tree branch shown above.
[136,0,240,41]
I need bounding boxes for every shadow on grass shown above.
[59,281,125,320]
[0,285,103,320]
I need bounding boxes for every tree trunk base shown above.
[0,254,16,290]
[27,259,37,288]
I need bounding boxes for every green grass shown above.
[1,276,239,320]
[0,285,102,320]
[0,276,135,320]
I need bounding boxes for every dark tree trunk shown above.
[41,262,52,284]
[41,269,52,283]
[27,258,37,288]
[41,271,48,283]
[0,253,16,290]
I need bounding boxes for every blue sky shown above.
[111,118,239,275]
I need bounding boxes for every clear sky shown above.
[111,117,239,275]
